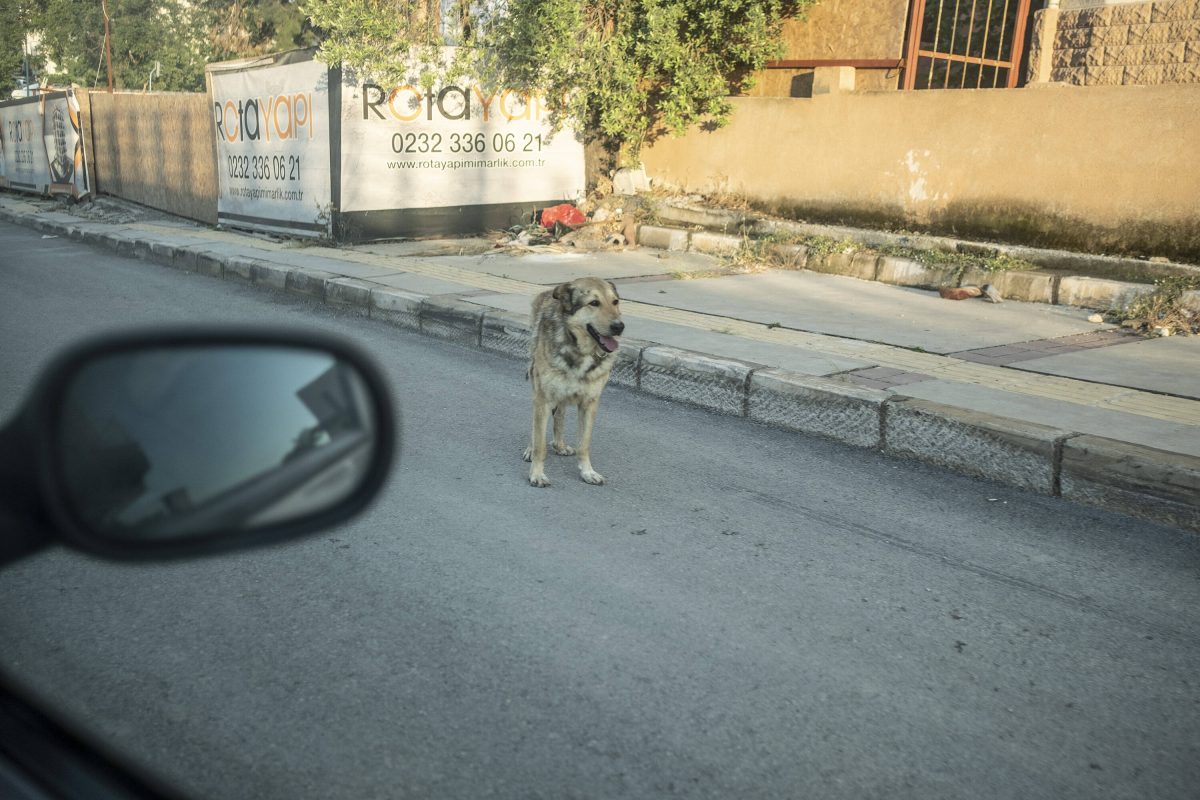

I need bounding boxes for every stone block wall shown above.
[746,0,909,96]
[1036,0,1200,86]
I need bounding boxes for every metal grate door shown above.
[902,0,1034,89]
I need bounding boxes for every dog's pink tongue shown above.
[598,334,619,353]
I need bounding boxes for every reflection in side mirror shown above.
[49,341,387,550]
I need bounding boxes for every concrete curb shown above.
[1060,436,1200,532]
[883,399,1070,495]
[654,201,1200,284]
[637,208,1196,312]
[748,370,886,449]
[640,346,756,416]
[4,201,1197,533]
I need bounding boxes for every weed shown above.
[717,235,776,274]
[757,229,808,246]
[875,244,1038,280]
[637,198,662,225]
[672,269,728,280]
[806,236,860,259]
[980,253,1038,273]
[1110,275,1200,335]
[704,189,753,211]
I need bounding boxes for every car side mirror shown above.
[0,327,395,562]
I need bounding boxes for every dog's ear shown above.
[607,280,620,299]
[552,281,575,313]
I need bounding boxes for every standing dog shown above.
[523,277,624,487]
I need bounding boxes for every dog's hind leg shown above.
[575,397,605,485]
[552,405,576,456]
[528,395,552,487]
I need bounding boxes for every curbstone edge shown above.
[640,346,756,416]
[654,204,753,233]
[194,251,225,278]
[1060,436,1200,532]
[169,244,201,272]
[481,309,532,360]
[1058,276,1154,310]
[884,398,1070,494]
[876,256,956,288]
[325,277,375,314]
[420,297,483,346]
[609,338,648,390]
[807,251,879,281]
[286,268,337,300]
[689,230,743,257]
[369,287,424,331]
[1006,270,1060,304]
[221,256,259,283]
[748,370,888,449]
[251,260,291,290]
[637,225,689,252]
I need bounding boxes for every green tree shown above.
[302,0,816,165]
[26,1,313,93]
[204,0,319,62]
[34,0,206,90]
[0,1,41,95]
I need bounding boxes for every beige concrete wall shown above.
[1031,0,1200,86]
[86,91,217,224]
[746,0,909,97]
[641,84,1200,261]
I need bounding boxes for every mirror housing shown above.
[0,327,395,562]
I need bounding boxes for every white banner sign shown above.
[0,90,90,198]
[339,72,585,215]
[208,56,332,237]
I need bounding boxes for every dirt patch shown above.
[66,196,171,225]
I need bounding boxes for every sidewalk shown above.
[2,193,1197,533]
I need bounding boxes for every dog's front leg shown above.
[552,405,575,455]
[576,398,605,485]
[528,396,552,487]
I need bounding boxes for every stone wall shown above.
[1030,0,1200,85]
[745,0,909,96]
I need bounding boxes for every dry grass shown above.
[1110,275,1200,336]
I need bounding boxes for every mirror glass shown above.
[55,345,378,541]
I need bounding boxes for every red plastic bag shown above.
[539,203,586,229]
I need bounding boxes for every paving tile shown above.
[953,352,1009,364]
[843,368,936,390]
[850,366,905,379]
[1019,340,1074,352]
[885,372,937,386]
[844,376,894,390]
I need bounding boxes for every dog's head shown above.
[552,277,625,354]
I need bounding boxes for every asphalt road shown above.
[1,219,1199,800]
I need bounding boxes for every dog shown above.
[523,277,624,487]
